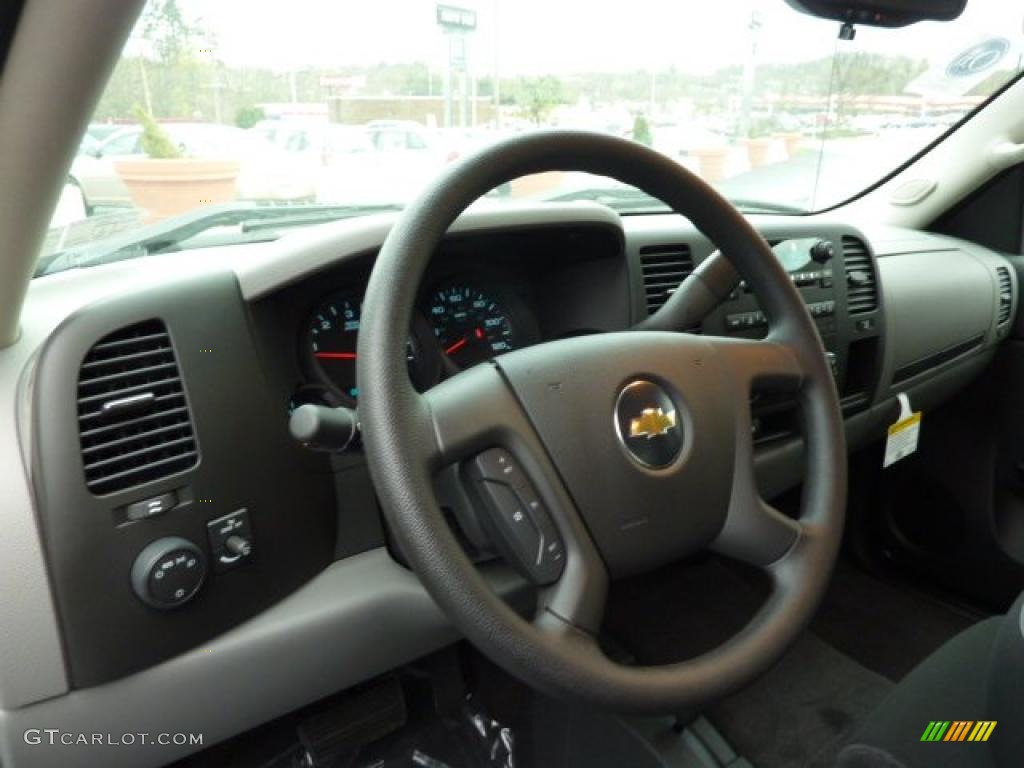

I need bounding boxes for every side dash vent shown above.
[842,236,878,315]
[76,319,198,495]
[996,266,1013,325]
[639,243,694,315]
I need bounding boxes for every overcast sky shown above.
[173,0,1022,75]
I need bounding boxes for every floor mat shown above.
[709,633,892,768]
[603,557,895,768]
[810,561,981,682]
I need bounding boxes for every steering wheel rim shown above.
[357,130,846,715]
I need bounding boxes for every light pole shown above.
[739,10,763,139]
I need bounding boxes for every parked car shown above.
[253,119,457,206]
[84,122,122,145]
[68,136,132,213]
[96,122,318,202]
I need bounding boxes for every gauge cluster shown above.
[300,276,537,406]
[255,222,626,413]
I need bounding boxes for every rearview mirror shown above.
[785,0,967,28]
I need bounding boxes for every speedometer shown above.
[308,295,362,401]
[428,284,516,369]
[306,291,439,403]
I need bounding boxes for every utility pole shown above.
[492,0,501,128]
[139,57,154,115]
[738,10,763,138]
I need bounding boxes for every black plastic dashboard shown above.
[11,203,1017,756]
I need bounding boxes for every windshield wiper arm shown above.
[725,198,807,215]
[35,202,403,277]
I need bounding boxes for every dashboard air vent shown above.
[639,243,694,314]
[76,320,198,495]
[842,237,878,315]
[996,267,1013,325]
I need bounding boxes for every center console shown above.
[699,229,884,443]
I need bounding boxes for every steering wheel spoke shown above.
[421,364,609,634]
[708,334,805,394]
[703,334,808,567]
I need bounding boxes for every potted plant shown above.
[114,108,240,222]
[742,136,773,168]
[743,118,778,168]
[691,146,731,183]
[776,131,804,158]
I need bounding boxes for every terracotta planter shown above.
[115,158,240,222]
[691,147,730,183]
[509,171,566,198]
[744,138,772,169]
[778,132,803,158]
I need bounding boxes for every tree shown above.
[141,0,201,64]
[632,114,652,146]
[514,76,564,126]
[234,105,265,129]
[138,0,205,119]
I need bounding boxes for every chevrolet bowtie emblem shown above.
[628,407,677,440]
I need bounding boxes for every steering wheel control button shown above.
[468,449,565,584]
[614,380,684,470]
[131,537,207,609]
[124,490,177,521]
[207,508,255,572]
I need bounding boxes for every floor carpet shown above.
[603,555,983,768]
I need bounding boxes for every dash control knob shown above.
[131,537,207,609]
[810,239,836,264]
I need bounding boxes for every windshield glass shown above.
[41,0,1024,271]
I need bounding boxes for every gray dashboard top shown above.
[0,201,1014,767]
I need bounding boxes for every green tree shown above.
[514,76,564,126]
[142,0,201,63]
[234,105,265,129]
[632,113,652,146]
[138,0,205,119]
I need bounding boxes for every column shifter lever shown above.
[289,404,359,452]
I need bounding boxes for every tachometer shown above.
[427,284,516,369]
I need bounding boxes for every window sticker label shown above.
[884,393,921,468]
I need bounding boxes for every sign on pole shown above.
[436,4,477,32]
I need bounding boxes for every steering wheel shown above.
[357,131,845,714]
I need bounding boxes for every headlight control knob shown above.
[131,536,207,609]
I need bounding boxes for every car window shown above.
[39,0,1024,269]
[100,131,141,156]
[373,131,406,152]
[406,131,428,150]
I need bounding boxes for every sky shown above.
[168,0,1023,76]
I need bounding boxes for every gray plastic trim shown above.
[878,250,992,371]
[1,207,1014,762]
[0,549,526,768]
[234,200,623,300]
[862,226,1017,402]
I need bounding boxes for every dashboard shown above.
[256,220,628,423]
[0,202,1017,768]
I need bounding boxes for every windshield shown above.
[42,0,1024,272]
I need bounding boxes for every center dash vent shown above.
[996,266,1013,325]
[842,236,878,315]
[77,319,199,496]
[639,243,694,314]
